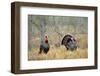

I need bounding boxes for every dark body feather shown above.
[39,42,50,54]
[61,34,77,51]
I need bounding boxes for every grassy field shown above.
[28,33,88,60]
[28,46,88,60]
[28,15,88,60]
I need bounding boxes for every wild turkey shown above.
[61,34,77,51]
[39,36,50,54]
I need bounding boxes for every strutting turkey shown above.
[61,34,77,51]
[39,36,50,54]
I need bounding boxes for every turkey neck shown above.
[45,39,48,43]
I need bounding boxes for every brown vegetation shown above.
[28,33,88,60]
[28,46,88,60]
[28,15,88,60]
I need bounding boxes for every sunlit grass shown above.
[28,45,88,60]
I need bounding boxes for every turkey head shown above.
[39,36,50,54]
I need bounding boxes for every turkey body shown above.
[61,34,77,51]
[39,42,50,54]
[39,36,50,54]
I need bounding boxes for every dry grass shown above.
[28,28,88,60]
[76,34,88,49]
[28,45,88,60]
